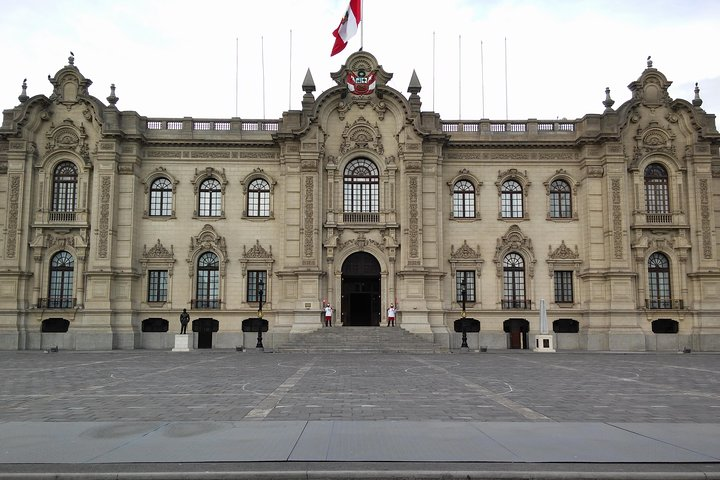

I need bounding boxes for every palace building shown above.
[1,51,720,351]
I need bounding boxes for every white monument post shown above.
[533,298,555,352]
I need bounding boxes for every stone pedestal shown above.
[533,334,555,352]
[172,334,192,352]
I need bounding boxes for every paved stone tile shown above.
[0,351,718,422]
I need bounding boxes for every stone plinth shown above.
[533,334,555,352]
[172,334,192,352]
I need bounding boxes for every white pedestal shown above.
[533,334,556,352]
[172,334,192,352]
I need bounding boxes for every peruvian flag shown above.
[331,0,361,56]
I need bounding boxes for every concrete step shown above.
[275,326,448,354]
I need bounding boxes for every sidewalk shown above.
[1,420,719,478]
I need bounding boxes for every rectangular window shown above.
[148,270,168,302]
[247,270,267,302]
[455,271,476,302]
[554,271,574,303]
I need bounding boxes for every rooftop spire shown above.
[602,87,615,112]
[692,82,703,107]
[18,78,28,103]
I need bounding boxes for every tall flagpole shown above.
[360,0,364,50]
[504,37,508,120]
[235,37,239,117]
[432,31,436,111]
[261,36,266,120]
[481,40,485,118]
[289,29,293,110]
[458,35,462,120]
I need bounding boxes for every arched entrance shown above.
[503,318,529,349]
[341,252,381,326]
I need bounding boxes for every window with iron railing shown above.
[343,158,379,223]
[47,251,74,308]
[51,162,78,220]
[502,253,527,308]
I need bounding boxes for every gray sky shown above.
[2,0,719,121]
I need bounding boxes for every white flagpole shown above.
[459,35,462,120]
[432,31,436,111]
[505,37,508,120]
[360,0,364,50]
[481,40,485,118]
[289,29,293,110]
[235,37,239,117]
[261,36,266,120]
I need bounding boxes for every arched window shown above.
[344,158,379,213]
[453,180,476,218]
[549,179,572,218]
[501,180,523,218]
[648,252,671,309]
[247,178,270,217]
[149,177,173,216]
[502,252,526,308]
[52,162,78,213]
[48,251,74,308]
[199,178,222,217]
[195,252,220,309]
[644,164,669,214]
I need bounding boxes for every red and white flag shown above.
[331,0,361,57]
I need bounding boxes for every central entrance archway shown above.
[341,252,381,326]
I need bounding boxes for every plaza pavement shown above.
[0,349,719,479]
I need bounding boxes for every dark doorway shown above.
[503,318,529,349]
[192,318,219,349]
[341,252,381,326]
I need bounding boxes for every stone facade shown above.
[1,52,719,351]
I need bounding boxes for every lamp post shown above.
[460,277,468,349]
[256,278,264,349]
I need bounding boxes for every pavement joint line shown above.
[244,357,318,420]
[498,354,720,401]
[410,356,551,421]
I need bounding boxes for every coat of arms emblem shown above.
[346,68,376,96]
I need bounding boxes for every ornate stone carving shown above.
[612,178,623,259]
[339,117,384,155]
[587,166,604,178]
[243,239,273,259]
[98,176,111,258]
[408,176,419,260]
[405,161,422,172]
[143,239,173,258]
[140,239,175,276]
[45,119,90,163]
[6,175,20,258]
[337,233,383,252]
[304,176,314,258]
[493,225,536,277]
[451,241,481,260]
[700,178,712,259]
[191,151,233,159]
[187,224,228,277]
[147,150,182,158]
[548,241,579,260]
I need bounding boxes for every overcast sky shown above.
[2,0,719,122]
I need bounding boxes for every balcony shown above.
[645,213,673,224]
[501,299,532,310]
[645,298,684,310]
[191,299,221,310]
[37,209,89,226]
[343,212,380,223]
[37,297,76,309]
